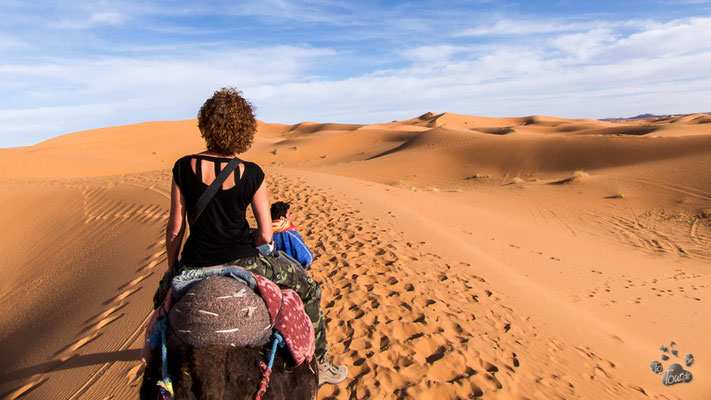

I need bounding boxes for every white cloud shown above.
[0,45,337,95]
[0,33,29,50]
[251,49,711,123]
[550,29,617,61]
[455,18,645,37]
[0,45,339,145]
[605,17,711,59]
[239,16,711,123]
[457,20,582,36]
[90,11,125,24]
[402,45,472,63]
[0,103,125,146]
[54,11,127,29]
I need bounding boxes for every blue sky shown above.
[1,1,711,147]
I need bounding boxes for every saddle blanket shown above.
[141,265,315,365]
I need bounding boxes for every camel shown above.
[140,276,318,400]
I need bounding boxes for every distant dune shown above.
[1,112,710,399]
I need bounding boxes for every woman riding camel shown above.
[158,87,347,385]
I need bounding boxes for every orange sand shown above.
[1,112,710,399]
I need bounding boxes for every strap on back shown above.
[189,157,243,226]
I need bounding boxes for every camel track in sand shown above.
[266,171,670,400]
[1,172,170,400]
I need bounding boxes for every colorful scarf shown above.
[272,219,295,233]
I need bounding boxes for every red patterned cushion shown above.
[252,273,315,365]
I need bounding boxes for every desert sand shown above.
[1,112,710,399]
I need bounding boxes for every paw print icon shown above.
[649,341,695,386]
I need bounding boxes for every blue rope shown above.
[161,321,169,381]
[255,332,286,400]
[267,331,285,370]
[148,317,167,350]
[149,318,174,399]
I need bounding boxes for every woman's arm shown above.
[166,177,187,270]
[251,179,273,246]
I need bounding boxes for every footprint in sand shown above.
[83,302,128,325]
[425,346,447,364]
[102,286,142,305]
[125,363,145,386]
[78,313,124,335]
[4,377,49,400]
[53,332,103,358]
[117,271,153,290]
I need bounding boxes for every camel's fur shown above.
[140,344,318,399]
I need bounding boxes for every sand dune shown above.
[1,112,710,399]
[285,122,365,136]
[661,113,711,125]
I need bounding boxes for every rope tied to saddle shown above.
[255,331,285,400]
[149,317,174,400]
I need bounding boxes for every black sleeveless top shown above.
[172,155,265,267]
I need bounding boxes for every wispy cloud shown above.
[54,11,127,29]
[454,17,651,37]
[0,32,28,50]
[457,19,592,36]
[0,44,339,145]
